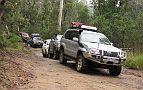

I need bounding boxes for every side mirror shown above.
[73,37,78,42]
[111,42,113,46]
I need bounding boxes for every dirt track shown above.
[14,48,143,90]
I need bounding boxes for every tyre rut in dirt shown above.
[59,50,67,64]
[76,54,88,73]
[109,66,122,76]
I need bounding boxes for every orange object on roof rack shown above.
[71,22,97,31]
[71,22,83,28]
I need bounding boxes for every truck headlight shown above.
[120,51,126,58]
[89,48,100,55]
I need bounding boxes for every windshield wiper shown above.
[89,42,97,43]
[99,38,110,45]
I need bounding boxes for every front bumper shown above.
[83,52,126,66]
[55,44,60,51]
[34,42,43,46]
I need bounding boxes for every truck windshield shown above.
[33,37,41,40]
[56,35,63,41]
[80,31,111,45]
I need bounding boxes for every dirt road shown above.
[15,48,143,90]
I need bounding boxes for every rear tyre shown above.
[53,50,58,60]
[45,50,48,58]
[59,50,67,64]
[42,49,46,57]
[76,54,88,73]
[47,47,53,58]
[109,66,122,76]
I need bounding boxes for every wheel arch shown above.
[77,47,86,56]
[76,50,84,62]
[60,45,64,51]
[77,50,83,56]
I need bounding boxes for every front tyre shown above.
[45,50,48,58]
[47,47,53,58]
[76,54,88,73]
[32,44,36,48]
[53,50,58,60]
[42,49,46,57]
[59,50,67,64]
[109,66,122,76]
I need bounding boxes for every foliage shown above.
[7,33,22,43]
[91,0,143,51]
[125,53,143,70]
[0,29,22,50]
[0,33,9,49]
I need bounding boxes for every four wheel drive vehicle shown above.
[29,37,43,48]
[18,32,30,42]
[42,39,51,57]
[59,26,127,76]
[48,34,63,59]
[31,33,40,38]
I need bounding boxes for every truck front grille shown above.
[103,51,118,57]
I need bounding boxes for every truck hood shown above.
[82,42,121,52]
[34,40,43,43]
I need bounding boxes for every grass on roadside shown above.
[4,43,32,55]
[125,53,143,70]
[0,33,32,54]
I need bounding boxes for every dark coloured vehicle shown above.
[29,36,43,48]
[31,33,40,38]
[48,34,63,59]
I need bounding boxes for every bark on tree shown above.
[0,0,5,23]
[5,24,10,35]
[58,0,64,32]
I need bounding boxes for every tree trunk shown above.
[58,0,64,32]
[0,0,5,23]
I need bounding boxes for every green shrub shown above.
[0,34,10,49]
[125,53,143,70]
[7,34,23,50]
[0,33,23,50]
[7,33,22,43]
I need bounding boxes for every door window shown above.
[65,30,79,40]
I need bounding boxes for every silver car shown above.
[30,37,43,48]
[59,28,126,76]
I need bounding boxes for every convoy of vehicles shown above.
[36,22,126,76]
[20,22,127,76]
